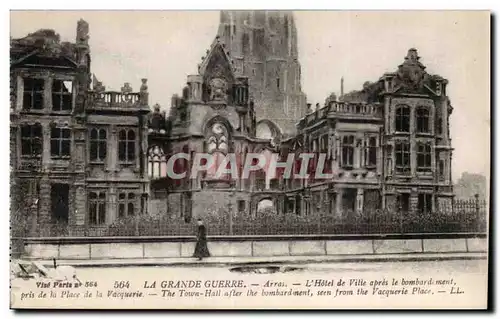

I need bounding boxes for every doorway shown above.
[51,183,69,223]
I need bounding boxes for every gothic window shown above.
[23,78,44,110]
[395,140,411,174]
[418,193,433,213]
[395,105,410,132]
[118,192,136,218]
[118,129,136,162]
[416,107,430,133]
[21,124,43,157]
[52,80,73,111]
[148,145,167,178]
[89,128,107,162]
[206,123,230,179]
[50,127,71,158]
[437,118,443,135]
[417,142,432,171]
[276,78,280,90]
[88,191,106,225]
[341,135,355,169]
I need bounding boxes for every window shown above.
[395,141,411,174]
[118,129,136,162]
[237,200,246,213]
[418,193,433,213]
[276,78,280,90]
[52,80,72,111]
[365,136,377,168]
[341,135,355,169]
[89,128,107,162]
[50,127,71,158]
[437,118,443,135]
[89,191,106,225]
[395,106,410,132]
[23,78,44,110]
[416,107,430,133]
[21,124,43,157]
[417,142,432,172]
[439,160,445,179]
[148,146,167,178]
[398,193,410,213]
[118,192,136,217]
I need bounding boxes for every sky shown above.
[9,10,490,182]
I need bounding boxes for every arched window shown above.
[90,128,107,162]
[118,129,136,162]
[416,107,430,133]
[395,105,410,132]
[148,145,167,178]
[206,123,230,179]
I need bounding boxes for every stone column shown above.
[187,75,203,103]
[409,188,419,214]
[335,190,343,218]
[42,124,51,170]
[108,187,116,224]
[16,75,23,111]
[44,75,53,113]
[356,188,364,215]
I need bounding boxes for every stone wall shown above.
[22,235,487,260]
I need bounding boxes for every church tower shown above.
[217,11,307,136]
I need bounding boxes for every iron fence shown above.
[21,201,488,238]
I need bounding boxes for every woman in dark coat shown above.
[193,218,210,260]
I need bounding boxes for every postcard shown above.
[9,10,490,309]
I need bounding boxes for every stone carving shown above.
[140,78,148,93]
[209,77,228,103]
[121,82,133,94]
[76,19,89,45]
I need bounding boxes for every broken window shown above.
[365,136,377,168]
[118,129,136,162]
[118,192,136,217]
[418,193,433,213]
[89,128,107,162]
[417,142,432,172]
[50,127,71,158]
[341,135,355,169]
[398,193,410,213]
[20,124,43,157]
[52,80,72,111]
[237,200,246,213]
[89,191,106,225]
[395,105,410,132]
[23,78,44,110]
[416,107,430,133]
[395,140,411,174]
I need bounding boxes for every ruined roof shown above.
[10,28,78,66]
[340,48,447,103]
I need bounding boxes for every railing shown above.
[328,102,383,118]
[87,91,141,108]
[23,205,487,238]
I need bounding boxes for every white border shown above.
[3,1,497,317]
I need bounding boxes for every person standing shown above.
[193,218,210,260]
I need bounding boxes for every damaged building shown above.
[10,11,454,234]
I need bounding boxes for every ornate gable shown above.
[393,48,442,95]
[198,37,236,104]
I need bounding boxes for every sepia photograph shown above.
[9,9,490,309]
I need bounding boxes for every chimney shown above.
[340,76,344,97]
